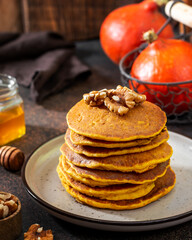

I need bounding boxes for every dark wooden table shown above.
[0,39,192,240]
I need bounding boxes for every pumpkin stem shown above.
[143,29,158,44]
[154,0,169,6]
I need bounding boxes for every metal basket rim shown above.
[119,47,192,86]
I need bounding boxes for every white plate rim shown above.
[21,131,192,231]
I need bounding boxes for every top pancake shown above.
[67,100,167,142]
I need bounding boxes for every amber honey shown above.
[0,105,25,146]
[0,74,25,146]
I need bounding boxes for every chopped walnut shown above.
[24,224,53,240]
[0,192,18,219]
[83,85,146,115]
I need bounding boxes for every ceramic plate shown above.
[22,131,192,232]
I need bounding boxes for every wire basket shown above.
[119,1,192,124]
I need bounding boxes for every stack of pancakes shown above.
[57,96,176,210]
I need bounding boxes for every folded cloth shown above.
[0,32,90,102]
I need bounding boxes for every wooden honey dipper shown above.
[165,1,192,28]
[0,146,25,171]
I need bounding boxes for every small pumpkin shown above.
[100,0,174,64]
[130,32,192,114]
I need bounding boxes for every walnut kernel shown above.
[0,192,18,219]
[24,224,53,240]
[83,85,146,115]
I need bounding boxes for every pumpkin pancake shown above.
[60,167,176,210]
[61,155,170,185]
[57,163,155,200]
[59,156,113,187]
[65,128,169,157]
[61,141,173,173]
[70,129,153,148]
[67,100,167,142]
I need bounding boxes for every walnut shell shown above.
[0,146,25,171]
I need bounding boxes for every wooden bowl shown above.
[0,192,22,240]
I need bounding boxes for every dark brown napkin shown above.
[0,32,90,102]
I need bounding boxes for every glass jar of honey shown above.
[0,74,26,146]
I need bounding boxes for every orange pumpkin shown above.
[130,38,192,114]
[100,0,174,64]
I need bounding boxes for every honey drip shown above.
[0,105,25,146]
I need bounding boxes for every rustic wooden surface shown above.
[0,0,22,32]
[0,39,191,240]
[0,0,140,40]
[1,0,191,41]
[3,0,191,41]
[21,0,140,40]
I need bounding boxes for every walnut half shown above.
[83,89,107,106]
[24,224,53,240]
[83,85,146,115]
